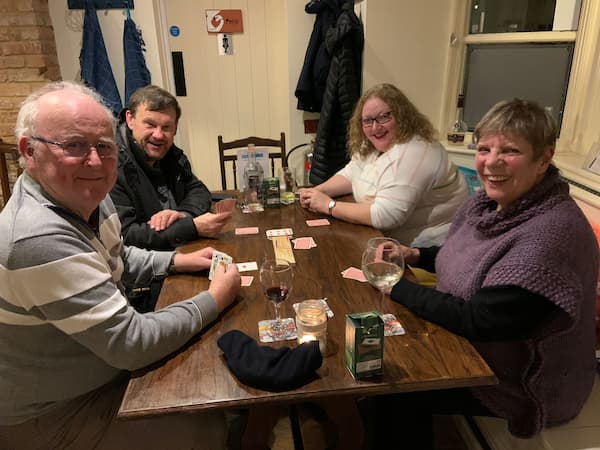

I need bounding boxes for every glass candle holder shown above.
[296,299,327,354]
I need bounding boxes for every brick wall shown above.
[0,0,60,204]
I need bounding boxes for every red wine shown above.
[265,286,289,304]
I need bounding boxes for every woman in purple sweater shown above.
[372,99,599,448]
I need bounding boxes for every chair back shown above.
[0,140,21,209]
[218,133,286,190]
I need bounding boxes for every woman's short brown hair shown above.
[473,98,557,160]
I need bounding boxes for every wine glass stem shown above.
[380,291,385,312]
[274,303,281,322]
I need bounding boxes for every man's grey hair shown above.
[14,81,116,166]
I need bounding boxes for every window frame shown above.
[443,0,600,206]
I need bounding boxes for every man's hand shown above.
[298,188,331,214]
[208,263,241,313]
[147,209,186,231]
[172,247,215,273]
[193,211,232,237]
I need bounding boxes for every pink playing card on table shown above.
[293,237,316,250]
[235,227,259,235]
[240,276,254,287]
[341,266,368,282]
[306,219,330,227]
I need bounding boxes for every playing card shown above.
[266,228,294,238]
[235,227,259,235]
[236,261,258,272]
[293,237,316,250]
[240,276,254,287]
[380,313,405,336]
[341,266,368,282]
[306,219,330,227]
[208,250,233,280]
[216,198,236,213]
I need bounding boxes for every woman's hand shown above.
[298,188,331,214]
[401,246,420,266]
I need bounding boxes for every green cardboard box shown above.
[345,311,384,379]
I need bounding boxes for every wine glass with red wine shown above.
[259,258,293,325]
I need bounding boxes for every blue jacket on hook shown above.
[80,5,122,116]
[123,13,151,105]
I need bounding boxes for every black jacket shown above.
[309,0,363,185]
[110,122,212,250]
[295,0,342,112]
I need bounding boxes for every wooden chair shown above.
[217,132,286,190]
[0,140,21,209]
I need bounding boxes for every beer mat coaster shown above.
[380,313,405,336]
[241,203,264,213]
[258,318,297,342]
[293,299,334,318]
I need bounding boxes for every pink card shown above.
[241,276,254,287]
[306,219,330,227]
[235,226,259,235]
[341,266,368,282]
[293,237,316,250]
[216,198,236,213]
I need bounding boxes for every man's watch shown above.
[167,253,177,275]
[327,199,337,215]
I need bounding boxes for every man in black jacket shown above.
[110,85,231,251]
[110,86,231,312]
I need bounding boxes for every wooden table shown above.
[119,199,496,448]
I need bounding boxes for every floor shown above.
[270,411,469,450]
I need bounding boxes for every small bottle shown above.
[243,144,264,211]
[448,94,468,144]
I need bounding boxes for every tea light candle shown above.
[296,299,327,354]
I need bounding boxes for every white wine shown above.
[362,261,403,291]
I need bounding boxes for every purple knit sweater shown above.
[436,165,598,438]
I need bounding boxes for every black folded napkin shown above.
[217,330,323,392]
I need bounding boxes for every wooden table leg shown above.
[242,404,285,450]
[316,396,364,450]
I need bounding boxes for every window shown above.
[462,42,574,130]
[444,0,600,206]
[469,0,559,34]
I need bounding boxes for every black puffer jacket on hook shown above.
[309,0,363,185]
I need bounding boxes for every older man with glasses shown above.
[0,81,240,449]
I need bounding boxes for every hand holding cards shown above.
[209,250,233,280]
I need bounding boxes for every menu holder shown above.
[272,235,295,264]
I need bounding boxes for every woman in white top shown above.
[299,83,468,246]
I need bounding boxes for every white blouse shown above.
[337,136,468,246]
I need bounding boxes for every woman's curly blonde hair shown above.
[347,83,436,159]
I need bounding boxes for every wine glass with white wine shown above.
[361,237,405,310]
